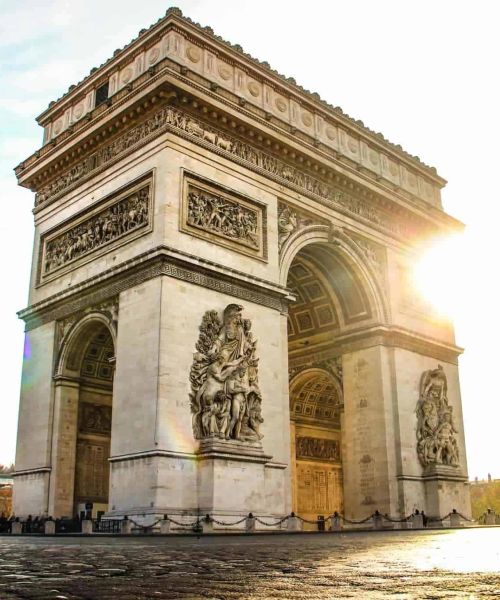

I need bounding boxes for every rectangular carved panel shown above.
[78,402,112,435]
[181,172,267,261]
[296,463,342,516]
[296,436,340,461]
[74,439,110,504]
[38,173,153,283]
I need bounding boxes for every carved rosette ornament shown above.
[416,365,459,468]
[189,304,264,443]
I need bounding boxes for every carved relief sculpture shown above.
[187,186,258,248]
[35,103,414,240]
[277,202,316,251]
[296,436,340,461]
[41,177,151,280]
[189,304,263,443]
[182,175,266,260]
[416,365,459,468]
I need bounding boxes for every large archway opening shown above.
[286,240,381,525]
[53,317,115,518]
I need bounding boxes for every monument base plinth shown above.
[196,438,276,516]
[422,464,470,521]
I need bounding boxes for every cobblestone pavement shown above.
[0,528,499,599]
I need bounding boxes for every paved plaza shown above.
[0,528,499,599]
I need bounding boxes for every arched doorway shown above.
[51,315,116,518]
[285,235,386,523]
[290,369,343,525]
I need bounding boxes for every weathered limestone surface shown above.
[13,9,470,522]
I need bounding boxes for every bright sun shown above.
[412,234,464,319]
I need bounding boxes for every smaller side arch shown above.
[55,312,117,378]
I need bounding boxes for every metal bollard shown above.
[245,513,256,533]
[44,519,56,535]
[411,513,424,529]
[121,516,132,534]
[160,515,170,534]
[372,511,383,530]
[11,520,22,535]
[317,515,325,532]
[331,512,341,531]
[485,509,496,525]
[81,519,93,535]
[450,509,461,528]
[202,514,214,533]
[287,512,302,531]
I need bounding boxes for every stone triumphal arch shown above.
[13,8,470,524]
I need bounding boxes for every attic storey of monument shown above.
[13,7,470,526]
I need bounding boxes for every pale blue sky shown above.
[1,0,498,479]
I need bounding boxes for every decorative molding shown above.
[39,173,153,284]
[416,365,460,468]
[56,297,119,352]
[12,467,52,477]
[19,246,290,330]
[21,8,443,204]
[277,201,321,252]
[32,103,429,244]
[289,356,343,390]
[350,234,386,280]
[288,326,463,366]
[296,436,340,461]
[190,304,264,443]
[181,172,267,261]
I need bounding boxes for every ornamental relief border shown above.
[34,102,427,244]
[180,171,268,261]
[37,172,154,286]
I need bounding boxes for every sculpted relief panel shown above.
[181,175,266,260]
[189,304,264,443]
[35,103,420,241]
[40,175,152,282]
[296,436,340,461]
[416,365,459,468]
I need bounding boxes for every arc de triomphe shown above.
[13,8,470,525]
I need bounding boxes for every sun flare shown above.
[412,234,465,319]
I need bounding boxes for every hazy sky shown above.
[0,0,498,479]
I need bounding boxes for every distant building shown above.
[0,474,13,517]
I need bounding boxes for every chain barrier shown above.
[128,517,164,531]
[254,516,289,527]
[339,514,374,525]
[209,516,248,527]
[296,515,324,525]
[165,516,201,528]
[382,514,413,523]
[2,508,478,535]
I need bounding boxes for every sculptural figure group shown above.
[190,304,264,443]
[416,365,459,467]
[187,187,259,249]
[44,186,149,274]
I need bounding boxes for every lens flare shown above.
[412,234,464,319]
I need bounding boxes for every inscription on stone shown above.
[40,175,152,281]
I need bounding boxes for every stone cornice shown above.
[19,95,461,245]
[16,9,445,206]
[18,245,293,330]
[288,324,463,365]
